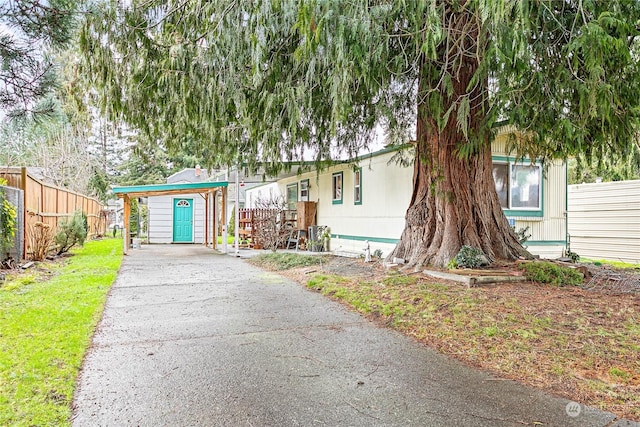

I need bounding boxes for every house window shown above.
[493,163,510,208]
[354,168,362,205]
[300,179,309,202]
[286,183,298,210]
[332,172,343,204]
[492,160,542,212]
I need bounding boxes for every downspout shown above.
[20,166,27,260]
[565,160,570,257]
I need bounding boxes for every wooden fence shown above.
[0,167,106,259]
[568,179,640,264]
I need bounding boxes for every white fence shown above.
[568,180,640,264]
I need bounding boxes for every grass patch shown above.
[285,264,640,421]
[0,238,123,426]
[217,236,237,245]
[521,261,583,286]
[580,258,640,270]
[1,273,37,291]
[248,252,324,270]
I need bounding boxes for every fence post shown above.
[20,167,27,259]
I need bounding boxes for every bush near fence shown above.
[0,167,106,260]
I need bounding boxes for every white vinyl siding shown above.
[245,130,568,259]
[148,193,208,244]
[568,179,640,264]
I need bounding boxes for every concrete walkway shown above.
[72,245,636,426]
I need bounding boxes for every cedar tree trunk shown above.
[388,131,531,269]
[388,5,530,269]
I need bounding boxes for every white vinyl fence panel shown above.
[568,180,640,264]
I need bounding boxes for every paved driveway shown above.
[72,245,635,426]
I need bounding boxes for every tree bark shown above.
[389,132,531,269]
[389,4,531,269]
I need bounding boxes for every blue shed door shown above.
[173,199,193,242]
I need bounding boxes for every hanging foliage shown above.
[80,1,640,267]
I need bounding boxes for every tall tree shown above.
[0,0,78,118]
[0,116,99,193]
[81,1,640,268]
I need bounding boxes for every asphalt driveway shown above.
[72,245,636,426]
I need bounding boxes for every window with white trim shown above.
[286,183,298,210]
[354,168,362,205]
[300,179,309,202]
[332,172,343,204]
[492,161,542,211]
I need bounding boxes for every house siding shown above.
[568,179,640,264]
[246,135,567,259]
[148,194,208,244]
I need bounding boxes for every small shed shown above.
[112,169,228,254]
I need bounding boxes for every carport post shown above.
[122,194,130,255]
[212,190,217,250]
[234,167,239,257]
[204,191,209,247]
[222,186,228,253]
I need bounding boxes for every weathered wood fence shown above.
[1,167,106,260]
[568,179,640,264]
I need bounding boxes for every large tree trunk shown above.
[389,3,530,269]
[388,131,531,269]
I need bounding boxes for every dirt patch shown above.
[309,256,387,278]
[274,255,640,421]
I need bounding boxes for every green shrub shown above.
[228,206,235,235]
[453,245,489,268]
[522,261,583,286]
[0,183,17,258]
[566,249,580,262]
[513,225,531,245]
[55,210,88,255]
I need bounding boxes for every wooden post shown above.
[221,186,227,253]
[212,190,217,250]
[204,192,209,247]
[41,179,45,227]
[122,195,130,254]
[20,167,27,259]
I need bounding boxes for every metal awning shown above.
[112,181,228,198]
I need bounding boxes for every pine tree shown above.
[0,0,78,117]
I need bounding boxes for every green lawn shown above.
[580,258,640,270]
[217,235,245,245]
[0,238,123,426]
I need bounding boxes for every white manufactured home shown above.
[246,133,569,260]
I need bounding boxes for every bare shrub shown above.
[29,221,55,261]
[252,195,294,252]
